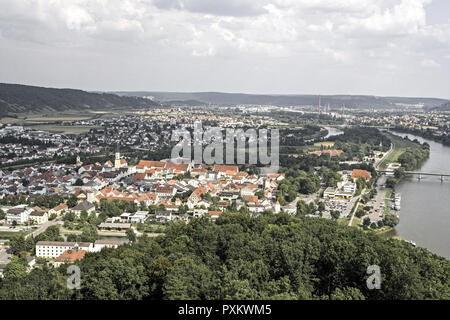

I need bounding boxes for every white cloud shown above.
[421,58,440,67]
[0,0,449,97]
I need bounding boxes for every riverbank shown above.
[379,132,430,171]
[392,126,450,147]
[387,131,450,259]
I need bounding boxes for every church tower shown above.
[114,143,121,169]
[114,151,121,169]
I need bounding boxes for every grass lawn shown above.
[136,223,167,233]
[351,216,361,228]
[379,132,421,169]
[0,230,32,239]
[337,217,350,226]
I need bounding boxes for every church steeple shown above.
[114,143,121,169]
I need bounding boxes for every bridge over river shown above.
[377,170,450,181]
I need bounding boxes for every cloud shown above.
[421,58,440,67]
[0,0,449,97]
[152,0,270,17]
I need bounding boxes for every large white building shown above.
[36,241,93,258]
[5,206,32,225]
[36,240,129,258]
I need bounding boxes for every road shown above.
[375,143,394,170]
[25,218,63,239]
[347,191,366,226]
[347,188,371,226]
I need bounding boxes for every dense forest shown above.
[1,213,448,300]
[0,83,160,116]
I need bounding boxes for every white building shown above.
[342,182,357,194]
[92,239,129,252]
[36,241,93,258]
[120,211,148,224]
[28,210,49,225]
[6,206,32,225]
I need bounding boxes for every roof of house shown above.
[29,210,47,217]
[351,169,372,180]
[36,241,91,247]
[55,249,87,263]
[94,239,129,246]
[213,165,238,173]
[52,203,68,211]
[71,200,94,211]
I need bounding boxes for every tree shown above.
[383,214,399,227]
[66,234,78,242]
[9,236,27,255]
[80,210,88,221]
[1,211,449,300]
[63,211,76,222]
[330,287,365,300]
[2,259,27,281]
[386,177,397,189]
[355,208,366,218]
[330,210,340,220]
[126,228,137,242]
[80,225,98,243]
[0,209,5,220]
[255,190,265,199]
[362,217,371,226]
[67,195,78,208]
[296,200,308,216]
[35,225,63,243]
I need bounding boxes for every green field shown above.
[29,125,102,134]
[351,216,361,227]
[0,230,31,240]
[378,132,419,169]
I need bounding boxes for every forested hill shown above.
[0,83,159,116]
[1,213,448,300]
[115,91,448,109]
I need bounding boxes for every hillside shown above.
[115,91,448,109]
[0,213,448,300]
[0,83,159,116]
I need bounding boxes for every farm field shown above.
[28,125,102,134]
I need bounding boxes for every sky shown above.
[0,0,449,99]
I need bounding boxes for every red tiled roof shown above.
[55,249,86,263]
[351,169,372,180]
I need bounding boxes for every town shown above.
[1,104,432,277]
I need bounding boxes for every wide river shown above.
[324,126,450,259]
[389,132,450,259]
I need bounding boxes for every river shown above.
[324,126,450,259]
[324,126,344,139]
[388,132,450,259]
